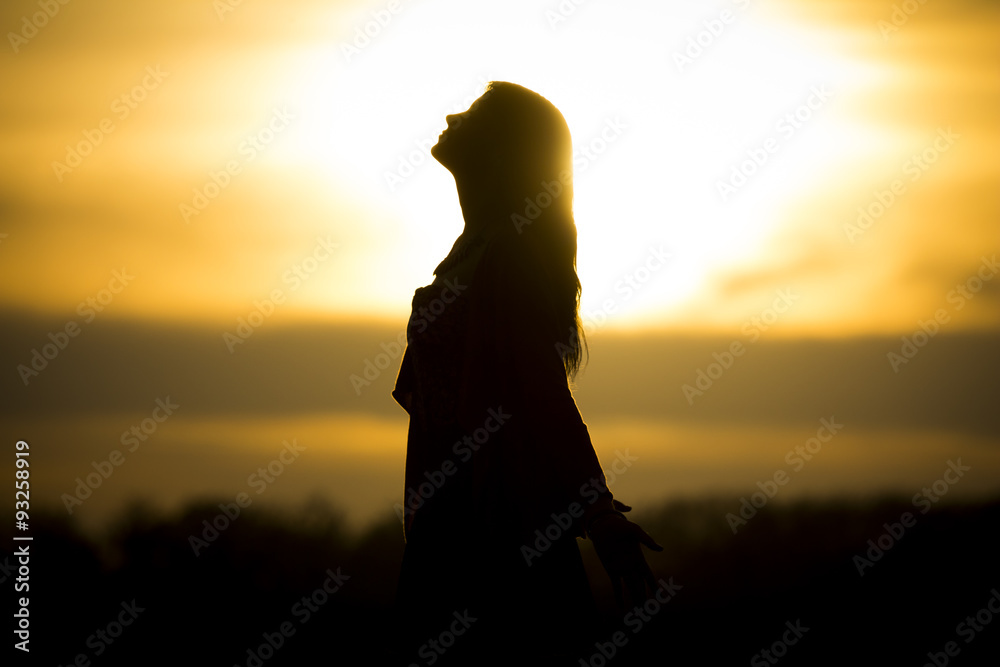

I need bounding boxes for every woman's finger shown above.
[612,499,632,513]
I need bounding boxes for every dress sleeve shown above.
[458,232,614,534]
[391,346,415,415]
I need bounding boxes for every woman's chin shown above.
[430,142,452,168]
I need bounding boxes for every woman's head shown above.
[432,82,586,379]
[431,82,573,198]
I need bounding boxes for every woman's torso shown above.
[403,232,491,434]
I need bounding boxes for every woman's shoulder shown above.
[429,226,521,291]
[429,229,495,288]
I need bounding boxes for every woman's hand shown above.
[588,508,663,610]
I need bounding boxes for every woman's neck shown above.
[454,175,517,240]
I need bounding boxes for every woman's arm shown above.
[476,233,616,527]
[473,231,664,604]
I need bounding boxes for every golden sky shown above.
[2,0,999,532]
[1,0,997,336]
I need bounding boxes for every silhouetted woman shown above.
[391,82,661,666]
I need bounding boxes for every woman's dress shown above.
[390,229,615,664]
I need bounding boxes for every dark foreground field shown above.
[6,493,1000,666]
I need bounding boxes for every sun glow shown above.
[2,0,994,335]
[273,0,886,330]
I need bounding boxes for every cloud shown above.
[1,311,997,436]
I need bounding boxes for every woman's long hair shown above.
[478,81,587,379]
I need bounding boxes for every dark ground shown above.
[5,493,1000,666]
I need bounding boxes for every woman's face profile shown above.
[430,93,493,173]
[429,83,567,199]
